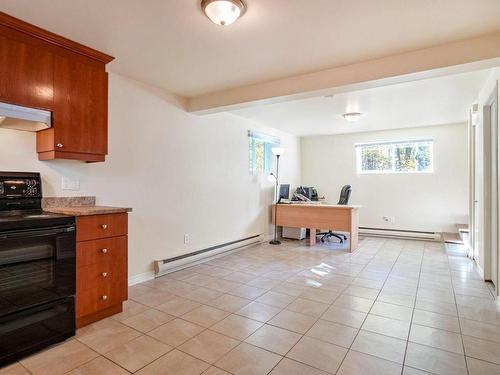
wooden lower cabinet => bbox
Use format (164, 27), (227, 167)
(75, 213), (128, 328)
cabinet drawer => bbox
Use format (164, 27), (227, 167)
(77, 236), (127, 268)
(76, 213), (127, 241)
(77, 259), (126, 293)
(76, 283), (126, 317)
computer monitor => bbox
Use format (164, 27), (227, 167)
(279, 184), (290, 201)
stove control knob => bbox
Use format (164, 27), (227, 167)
(101, 224), (108, 229)
(26, 187), (37, 196)
(101, 248), (108, 254)
(102, 295), (108, 301)
(101, 272), (108, 277)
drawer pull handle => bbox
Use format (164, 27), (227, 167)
(101, 272), (108, 277)
(101, 248), (108, 254)
(102, 295), (108, 300)
(56, 143), (64, 148)
(101, 224), (108, 229)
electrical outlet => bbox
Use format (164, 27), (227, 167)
(61, 176), (80, 191)
(184, 234), (190, 244)
(383, 216), (395, 223)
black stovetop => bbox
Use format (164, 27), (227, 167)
(0, 210), (74, 232)
(0, 172), (74, 231)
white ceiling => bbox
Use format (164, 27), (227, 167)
(230, 69), (492, 135)
(1, 0), (500, 97)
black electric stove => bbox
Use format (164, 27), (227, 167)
(0, 172), (76, 366)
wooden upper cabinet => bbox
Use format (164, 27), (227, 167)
(0, 12), (114, 163)
(0, 29), (54, 109)
(51, 53), (108, 156)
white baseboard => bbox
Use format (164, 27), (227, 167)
(475, 262), (485, 280)
(154, 234), (264, 278)
(359, 227), (440, 241)
(128, 271), (155, 286)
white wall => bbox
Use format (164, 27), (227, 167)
(0, 73), (301, 278)
(472, 68), (500, 279)
(301, 123), (468, 233)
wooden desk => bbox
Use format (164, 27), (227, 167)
(272, 203), (361, 252)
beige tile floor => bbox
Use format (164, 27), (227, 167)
(2, 237), (500, 375)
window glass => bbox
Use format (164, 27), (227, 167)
(360, 144), (393, 172)
(248, 131), (280, 174)
(356, 140), (433, 174)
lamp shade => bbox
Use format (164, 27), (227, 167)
(201, 0), (246, 26)
(271, 147), (285, 156)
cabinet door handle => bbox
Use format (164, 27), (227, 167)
(101, 272), (108, 277)
(101, 295), (108, 300)
(101, 248), (108, 254)
(101, 224), (108, 229)
(56, 143), (64, 148)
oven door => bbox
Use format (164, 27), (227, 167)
(0, 225), (76, 315)
(0, 296), (75, 366)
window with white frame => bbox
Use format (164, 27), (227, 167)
(248, 130), (280, 175)
(355, 139), (433, 174)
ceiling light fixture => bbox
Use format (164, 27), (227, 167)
(201, 0), (246, 26)
(342, 112), (363, 122)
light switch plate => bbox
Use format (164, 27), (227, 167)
(62, 176), (80, 191)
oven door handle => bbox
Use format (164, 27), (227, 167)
(3, 226), (75, 239)
(6, 202), (22, 207)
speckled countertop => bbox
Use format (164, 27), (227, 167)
(42, 196), (132, 216)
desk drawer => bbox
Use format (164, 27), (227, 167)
(77, 236), (127, 268)
(76, 213), (128, 241)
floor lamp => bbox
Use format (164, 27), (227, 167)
(269, 147), (285, 245)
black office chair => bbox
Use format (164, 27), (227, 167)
(317, 185), (352, 243)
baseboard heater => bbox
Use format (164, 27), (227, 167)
(154, 234), (263, 277)
(359, 227), (440, 241)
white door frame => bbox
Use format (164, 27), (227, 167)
(483, 84), (499, 290)
(469, 105), (478, 259)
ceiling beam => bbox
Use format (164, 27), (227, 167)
(188, 31), (500, 114)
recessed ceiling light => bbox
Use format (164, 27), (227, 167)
(201, 0), (246, 26)
(342, 112), (363, 122)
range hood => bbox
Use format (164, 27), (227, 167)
(0, 102), (51, 132)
